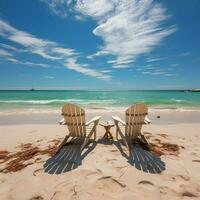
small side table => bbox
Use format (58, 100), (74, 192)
(100, 120), (115, 139)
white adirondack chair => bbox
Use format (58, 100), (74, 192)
(57, 103), (101, 153)
(112, 103), (151, 149)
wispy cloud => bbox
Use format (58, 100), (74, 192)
(76, 0), (177, 67)
(170, 63), (178, 67)
(178, 52), (191, 57)
(76, 0), (115, 19)
(39, 0), (177, 69)
(0, 19), (110, 79)
(65, 58), (112, 80)
(22, 61), (49, 68)
(0, 48), (13, 57)
(112, 64), (130, 69)
(0, 19), (77, 60)
(40, 0), (74, 18)
(44, 75), (55, 79)
(101, 70), (112, 73)
(146, 57), (166, 62)
(142, 70), (176, 76)
(0, 46), (50, 67)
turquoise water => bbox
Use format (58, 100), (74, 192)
(0, 90), (200, 110)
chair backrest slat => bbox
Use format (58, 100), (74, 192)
(62, 103), (86, 137)
(125, 103), (148, 139)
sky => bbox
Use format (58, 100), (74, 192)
(0, 0), (200, 90)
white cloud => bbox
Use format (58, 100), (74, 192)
(38, 0), (177, 70)
(0, 48), (13, 57)
(0, 48), (21, 64)
(22, 61), (49, 68)
(178, 52), (191, 57)
(142, 70), (176, 76)
(76, 0), (176, 66)
(171, 64), (178, 67)
(0, 43), (18, 51)
(44, 75), (55, 79)
(40, 0), (74, 18)
(74, 15), (86, 21)
(76, 0), (115, 19)
(146, 57), (166, 62)
(65, 58), (111, 80)
(0, 19), (77, 61)
(1, 55), (50, 68)
(0, 46), (50, 67)
(112, 64), (130, 69)
(0, 19), (111, 79)
(101, 70), (112, 73)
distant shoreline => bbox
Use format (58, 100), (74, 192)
(0, 89), (200, 92)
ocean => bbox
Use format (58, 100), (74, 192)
(0, 90), (200, 112)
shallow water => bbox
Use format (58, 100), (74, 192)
(0, 90), (199, 111)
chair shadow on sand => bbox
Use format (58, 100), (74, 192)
(43, 138), (97, 174)
(44, 137), (165, 174)
(114, 139), (166, 174)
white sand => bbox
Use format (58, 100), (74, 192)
(0, 111), (200, 200)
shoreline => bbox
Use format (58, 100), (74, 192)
(0, 106), (200, 116)
(0, 107), (200, 125)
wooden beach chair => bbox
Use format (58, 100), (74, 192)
(112, 103), (151, 149)
(57, 103), (101, 153)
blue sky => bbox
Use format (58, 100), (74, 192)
(0, 0), (199, 90)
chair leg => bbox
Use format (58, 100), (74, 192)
(116, 127), (119, 140)
(114, 122), (119, 140)
(94, 127), (97, 140)
(117, 129), (129, 149)
(80, 137), (90, 151)
(55, 135), (70, 154)
(80, 125), (96, 151)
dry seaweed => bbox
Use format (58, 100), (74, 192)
(143, 132), (180, 156)
(0, 139), (60, 173)
(150, 139), (180, 156)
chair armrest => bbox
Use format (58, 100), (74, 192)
(144, 115), (151, 124)
(112, 116), (126, 126)
(86, 116), (101, 126)
(59, 118), (66, 125)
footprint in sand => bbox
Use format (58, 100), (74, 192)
(95, 176), (126, 193)
(110, 149), (118, 153)
(138, 180), (155, 190)
(50, 191), (67, 200)
(50, 186), (82, 200)
(181, 191), (198, 198)
(85, 171), (101, 181)
(159, 186), (179, 197)
(178, 175), (190, 181)
(33, 168), (44, 176)
(29, 195), (44, 200)
(163, 175), (190, 184)
(106, 158), (118, 162)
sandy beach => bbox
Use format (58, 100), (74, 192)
(1, 0), (200, 198)
(0, 109), (200, 200)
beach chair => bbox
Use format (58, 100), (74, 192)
(112, 103), (151, 149)
(57, 103), (101, 152)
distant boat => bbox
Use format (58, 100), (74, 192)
(30, 88), (35, 91)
